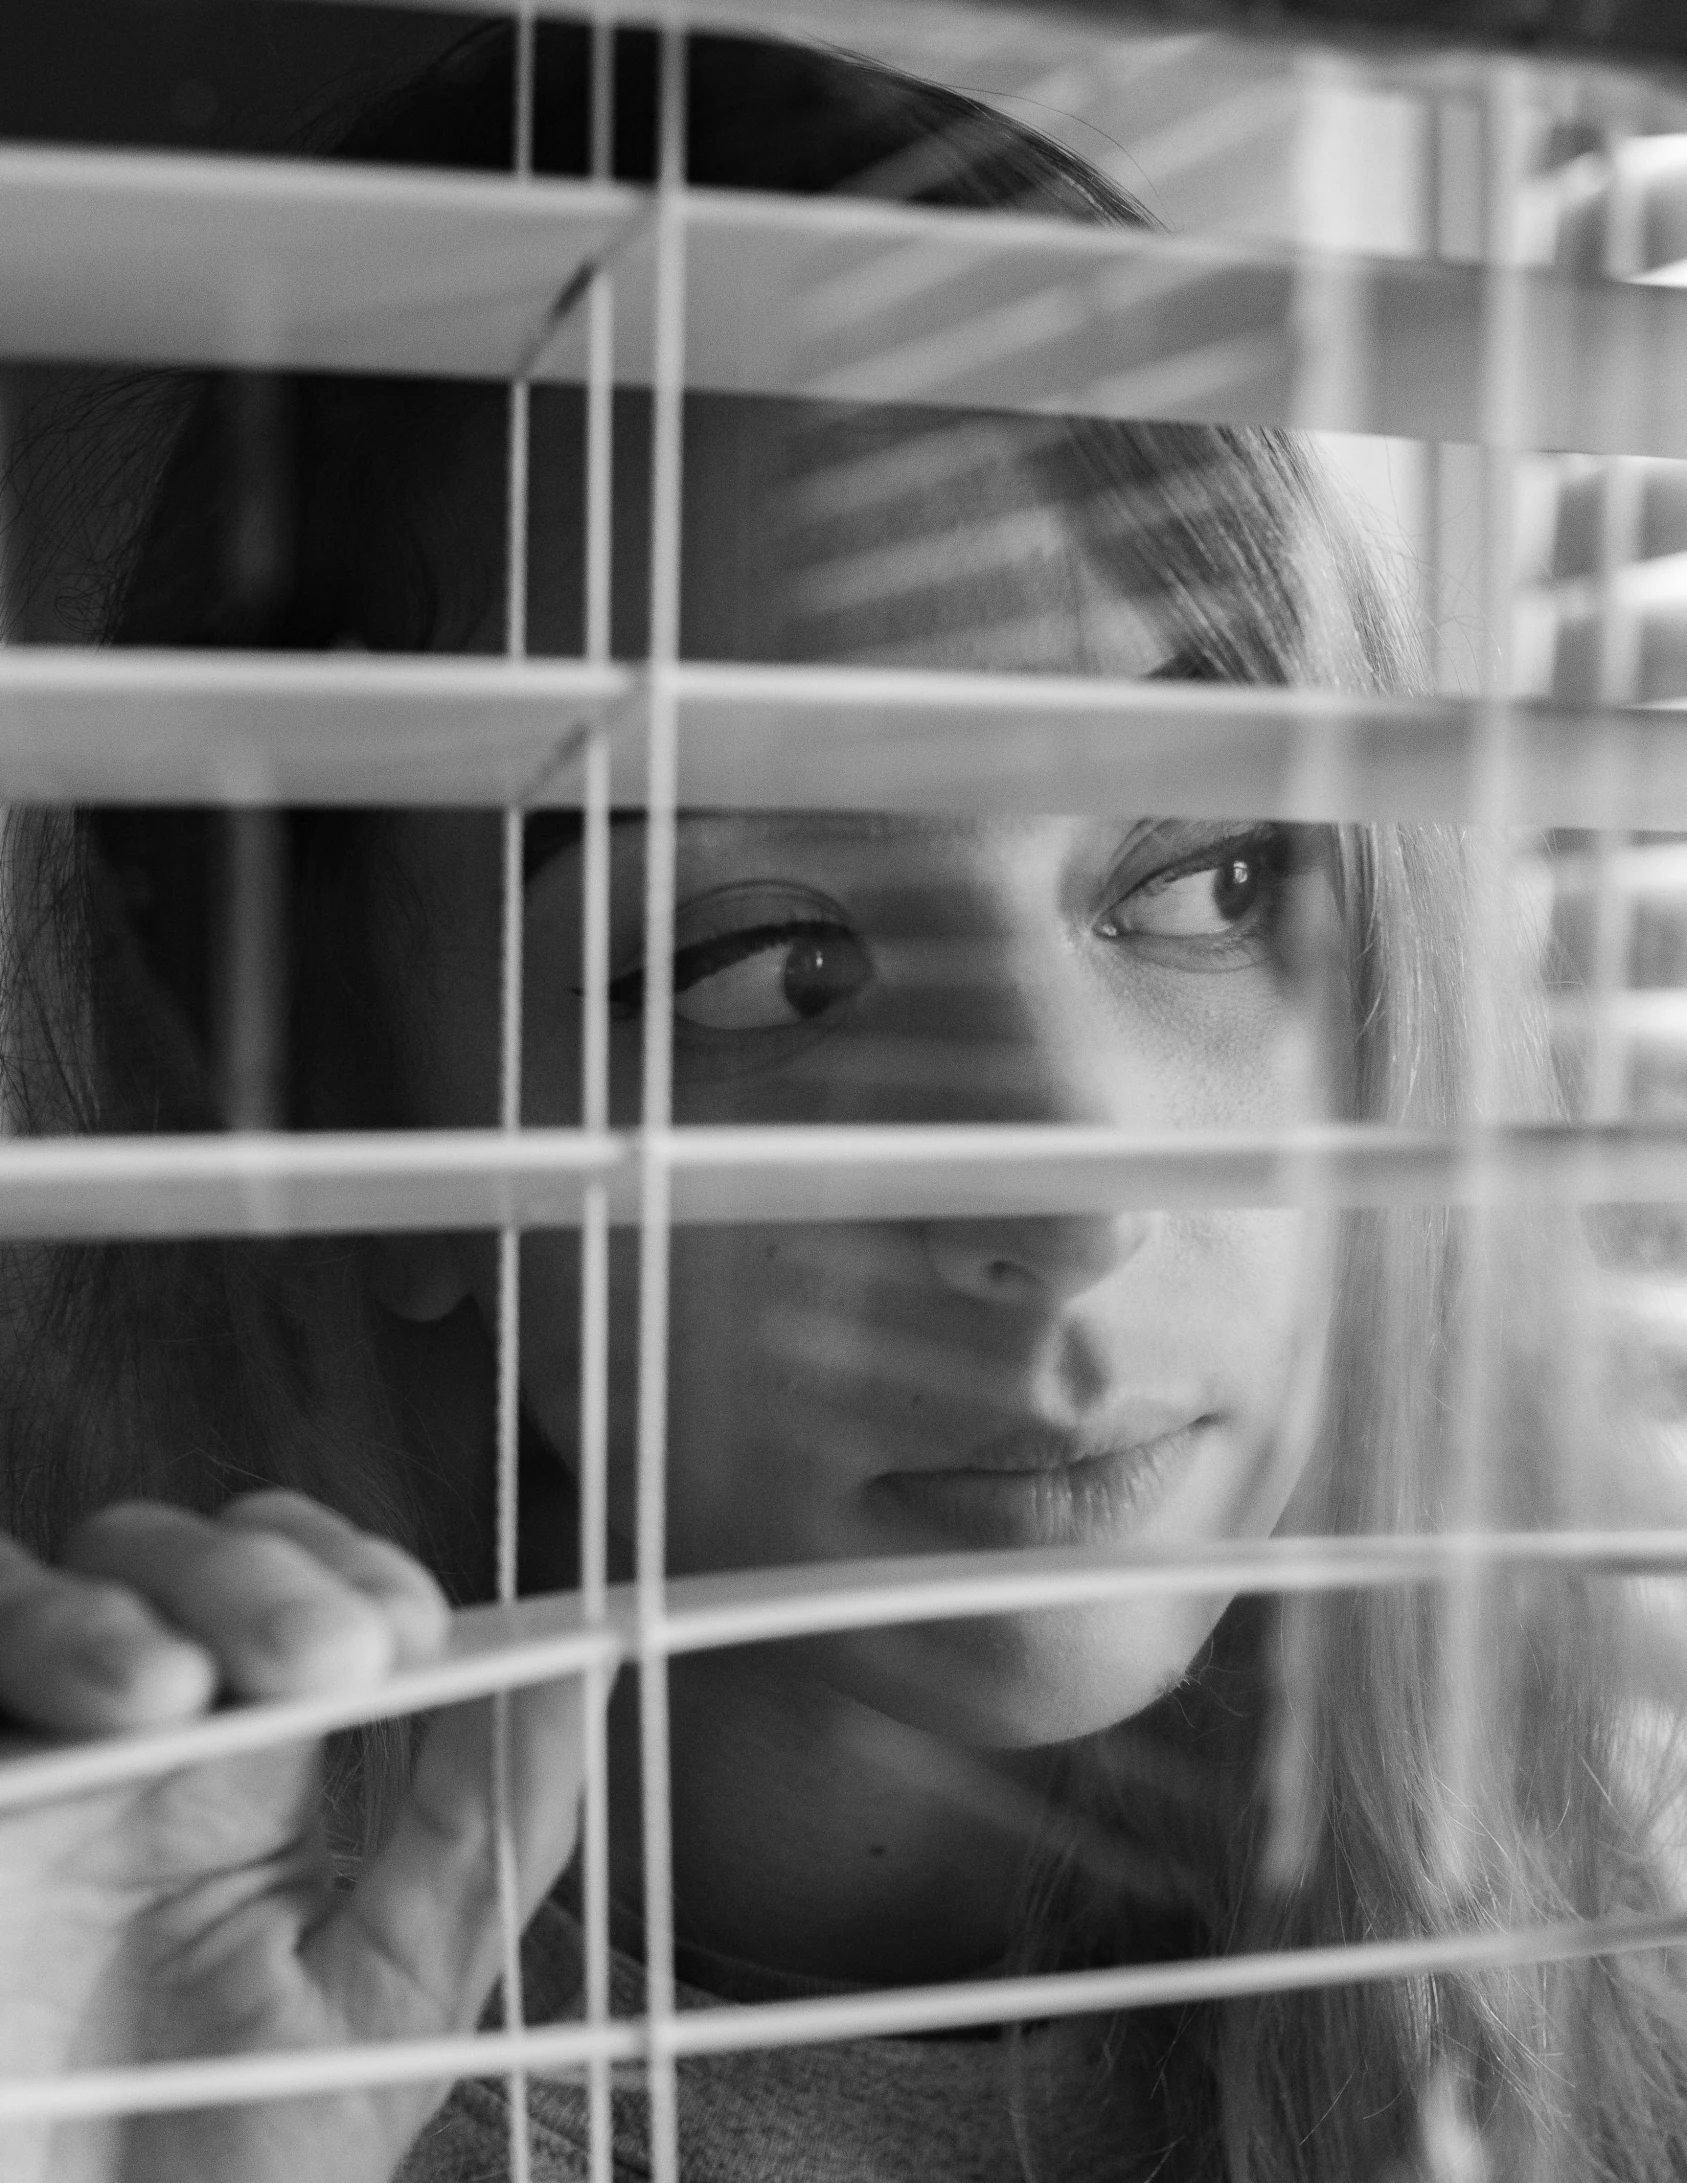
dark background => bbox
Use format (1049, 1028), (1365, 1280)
(0, 4), (472, 160)
(1, 0), (1682, 166)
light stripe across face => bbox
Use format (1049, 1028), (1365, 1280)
(774, 412), (1169, 676)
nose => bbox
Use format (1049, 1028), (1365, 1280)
(912, 921), (1155, 1308)
(921, 1206), (1152, 1308)
(883, 833), (1155, 1304)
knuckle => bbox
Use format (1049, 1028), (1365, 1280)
(64, 1574), (154, 1640)
(0, 1538), (49, 1609)
(210, 1527), (329, 1601)
(59, 1589), (170, 1689)
(0, 1569), (147, 1661)
(64, 1499), (197, 1567)
(210, 1533), (382, 1656)
(218, 1487), (326, 1531)
(352, 1533), (443, 1596)
(0, 1567), (78, 1643)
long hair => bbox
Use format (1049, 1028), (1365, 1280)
(2, 23), (1683, 2181)
(1011, 824), (1687, 2180)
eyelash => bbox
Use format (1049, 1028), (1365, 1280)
(603, 922), (841, 1022)
(1102, 826), (1301, 961)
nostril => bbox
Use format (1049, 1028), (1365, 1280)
(922, 1213), (1152, 1307)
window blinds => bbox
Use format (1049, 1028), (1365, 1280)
(2, 8), (1687, 2183)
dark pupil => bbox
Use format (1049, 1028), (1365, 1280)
(783, 930), (863, 1019)
(1212, 855), (1260, 924)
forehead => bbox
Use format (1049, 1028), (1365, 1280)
(517, 814), (1166, 924)
(510, 392), (1168, 677)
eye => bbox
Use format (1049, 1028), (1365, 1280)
(600, 885), (875, 1033)
(1108, 853), (1271, 939)
(674, 920), (872, 1031)
(1097, 831), (1292, 955)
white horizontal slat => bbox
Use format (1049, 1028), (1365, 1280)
(659, 666), (1687, 827)
(1, 1907), (1681, 2124)
(562, 191), (1687, 459)
(657, 1526), (1687, 1655)
(1622, 992), (1687, 1044)
(1553, 990), (1687, 1047)
(0, 1128), (625, 1239)
(0, 147), (643, 378)
(1603, 1273), (1687, 1350)
(1536, 840), (1687, 900)
(0, 1122), (1682, 1241)
(1612, 137), (1687, 282)
(1, 1526), (1682, 1816)
(661, 1121), (1687, 1225)
(6, 149), (1687, 456)
(4, 653), (1687, 825)
(0, 652), (631, 803)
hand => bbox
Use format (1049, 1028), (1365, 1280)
(0, 1490), (586, 2183)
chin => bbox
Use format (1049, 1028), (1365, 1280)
(829, 1596), (1225, 1751)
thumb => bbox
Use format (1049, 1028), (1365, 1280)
(307, 1672), (594, 2040)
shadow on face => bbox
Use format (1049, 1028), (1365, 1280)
(371, 391), (1340, 1745)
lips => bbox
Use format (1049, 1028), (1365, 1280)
(936, 1410), (1212, 1478)
(873, 1411), (1216, 1549)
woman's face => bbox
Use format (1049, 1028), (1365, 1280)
(376, 407), (1336, 1749)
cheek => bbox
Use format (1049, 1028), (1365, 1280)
(666, 1225), (912, 1441)
(512, 1227), (828, 1555)
(513, 1222), (867, 1569)
(1189, 1208), (1331, 1528)
(1125, 970), (1325, 1133)
(1205, 1210), (1311, 1357)
(662, 1229), (822, 1560)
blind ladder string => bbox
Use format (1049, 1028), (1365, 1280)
(492, 9), (539, 2182)
(1260, 47), (1372, 1897)
(579, 16), (618, 2183)
(1429, 57), (1532, 1947)
(635, 24), (689, 2183)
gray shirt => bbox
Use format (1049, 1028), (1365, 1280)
(397, 1900), (1041, 2183)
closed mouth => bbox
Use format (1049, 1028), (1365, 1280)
(874, 1416), (1217, 1546)
(892, 1414), (1216, 1481)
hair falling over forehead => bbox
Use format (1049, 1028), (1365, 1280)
(0, 19), (1685, 2183)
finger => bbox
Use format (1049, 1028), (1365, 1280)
(0, 1533), (214, 1734)
(64, 1502), (395, 1701)
(312, 1674), (595, 2037)
(217, 1492), (450, 1665)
